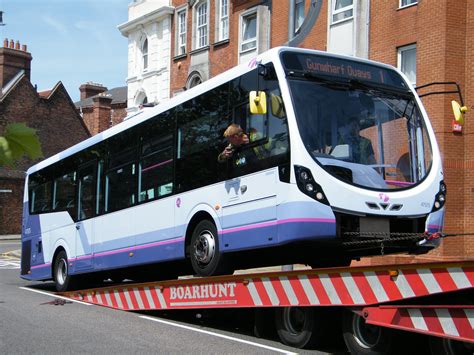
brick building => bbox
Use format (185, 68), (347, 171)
(0, 39), (90, 234)
(126, 0), (472, 261)
(75, 83), (128, 136)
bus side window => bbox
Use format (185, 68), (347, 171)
(176, 83), (230, 192)
(78, 163), (96, 220)
(104, 129), (138, 213)
(30, 180), (53, 214)
(105, 160), (136, 213)
(53, 171), (76, 217)
(139, 134), (174, 202)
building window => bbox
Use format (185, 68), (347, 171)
(176, 9), (187, 55)
(187, 72), (203, 89)
(400, 0), (417, 8)
(295, 0), (305, 33)
(241, 11), (257, 53)
(217, 0), (229, 41)
(331, 0), (353, 24)
(142, 38), (148, 70)
(195, 1), (208, 49)
(398, 44), (416, 84)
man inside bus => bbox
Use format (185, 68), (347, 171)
(339, 119), (376, 165)
(217, 123), (250, 163)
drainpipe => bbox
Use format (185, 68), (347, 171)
(288, 0), (296, 44)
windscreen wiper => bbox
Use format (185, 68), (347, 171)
(348, 78), (413, 99)
(288, 70), (354, 90)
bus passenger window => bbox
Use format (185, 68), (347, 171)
(139, 134), (173, 202)
(30, 180), (53, 214)
(78, 165), (96, 220)
(105, 157), (136, 213)
(105, 164), (136, 213)
(53, 172), (76, 217)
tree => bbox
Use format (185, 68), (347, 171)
(0, 123), (43, 167)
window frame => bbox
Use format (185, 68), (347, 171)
(331, 0), (354, 25)
(295, 0), (305, 34)
(193, 0), (209, 50)
(175, 6), (187, 56)
(141, 37), (148, 71)
(397, 43), (417, 85)
(216, 0), (229, 42)
(399, 0), (417, 9)
(239, 8), (258, 55)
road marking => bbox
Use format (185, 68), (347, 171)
(0, 255), (20, 269)
(19, 287), (92, 306)
(139, 315), (297, 355)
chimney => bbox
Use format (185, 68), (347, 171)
(79, 82), (107, 100)
(0, 38), (33, 87)
(91, 94), (113, 135)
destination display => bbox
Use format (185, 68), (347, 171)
(281, 51), (408, 89)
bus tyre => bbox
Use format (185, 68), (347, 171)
(190, 220), (230, 277)
(53, 250), (77, 292)
(429, 336), (474, 355)
(342, 310), (392, 355)
(275, 307), (322, 349)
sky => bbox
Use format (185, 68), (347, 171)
(0, 0), (130, 102)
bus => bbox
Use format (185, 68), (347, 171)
(21, 47), (445, 291)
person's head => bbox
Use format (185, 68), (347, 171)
(348, 119), (361, 136)
(223, 124), (249, 146)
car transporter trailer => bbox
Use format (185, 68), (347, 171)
(59, 260), (474, 354)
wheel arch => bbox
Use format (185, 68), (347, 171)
(51, 239), (71, 277)
(184, 207), (220, 257)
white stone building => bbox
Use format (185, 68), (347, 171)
(118, 0), (173, 110)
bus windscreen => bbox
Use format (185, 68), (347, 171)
(281, 51), (408, 90)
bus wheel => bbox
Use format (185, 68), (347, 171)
(53, 250), (77, 292)
(275, 307), (322, 349)
(342, 310), (392, 354)
(429, 336), (474, 355)
(190, 220), (230, 276)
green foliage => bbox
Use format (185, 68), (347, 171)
(0, 123), (43, 167)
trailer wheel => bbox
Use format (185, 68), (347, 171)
(53, 250), (79, 292)
(190, 220), (231, 276)
(342, 310), (392, 354)
(429, 336), (474, 355)
(275, 307), (322, 349)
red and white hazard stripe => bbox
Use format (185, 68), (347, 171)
(364, 306), (474, 344)
(66, 263), (474, 311)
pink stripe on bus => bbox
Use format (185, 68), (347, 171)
(141, 159), (173, 173)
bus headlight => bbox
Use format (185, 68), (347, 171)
(432, 181), (447, 212)
(295, 165), (330, 205)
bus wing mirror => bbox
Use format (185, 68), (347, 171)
(271, 94), (285, 119)
(451, 100), (467, 125)
(250, 91), (267, 115)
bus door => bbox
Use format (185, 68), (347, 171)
(221, 105), (279, 250)
(222, 166), (278, 251)
(75, 162), (96, 271)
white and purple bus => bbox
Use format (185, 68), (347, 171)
(21, 47), (445, 291)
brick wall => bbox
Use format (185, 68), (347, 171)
(0, 77), (90, 234)
(170, 0), (265, 95)
(0, 178), (23, 235)
(81, 102), (127, 136)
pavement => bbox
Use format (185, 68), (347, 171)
(0, 235), (21, 258)
(0, 234), (20, 241)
